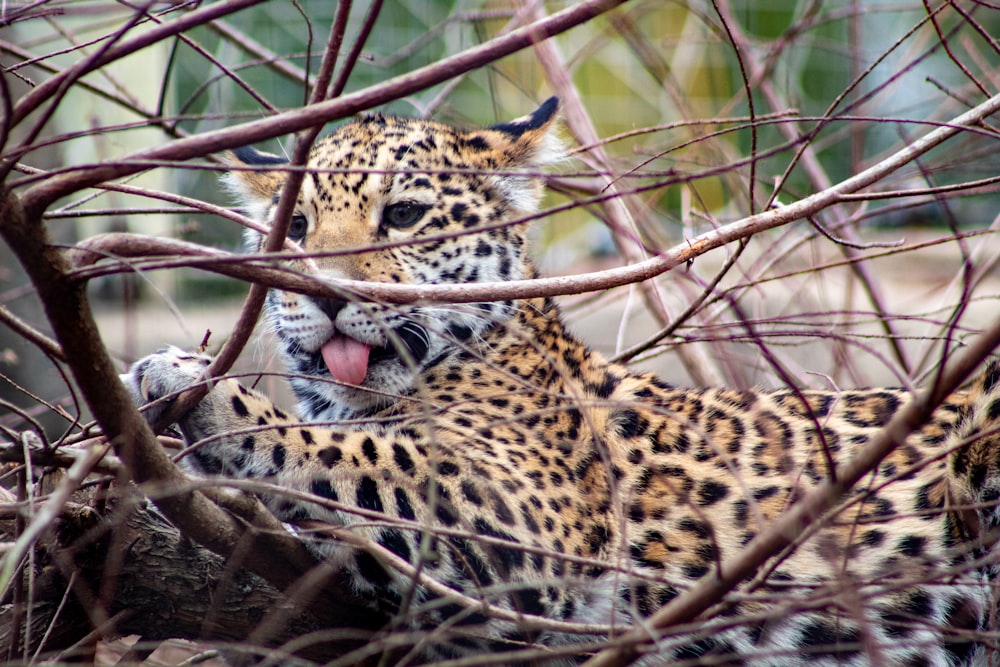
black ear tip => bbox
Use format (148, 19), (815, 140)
(523, 96), (559, 130)
(538, 96), (559, 121)
(489, 97), (560, 137)
(232, 145), (288, 166)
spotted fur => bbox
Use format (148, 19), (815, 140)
(123, 99), (1000, 665)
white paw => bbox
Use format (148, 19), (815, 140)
(120, 345), (212, 424)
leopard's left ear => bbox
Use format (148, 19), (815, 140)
(485, 96), (562, 168)
(223, 145), (289, 222)
(469, 97), (561, 213)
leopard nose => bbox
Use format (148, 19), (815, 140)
(310, 297), (346, 322)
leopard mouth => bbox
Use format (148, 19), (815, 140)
(314, 322), (430, 385)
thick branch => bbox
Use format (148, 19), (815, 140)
(64, 75), (1000, 304)
(0, 501), (367, 663)
(0, 187), (384, 633)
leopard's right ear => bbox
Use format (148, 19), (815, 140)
(224, 146), (288, 220)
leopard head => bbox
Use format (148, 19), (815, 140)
(226, 98), (561, 419)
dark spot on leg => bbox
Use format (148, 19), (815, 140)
(231, 396), (249, 417)
(357, 476), (384, 512)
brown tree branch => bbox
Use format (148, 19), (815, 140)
(5, 5), (999, 664)
(8, 0), (269, 131)
(0, 187), (387, 646)
(62, 87), (1000, 310)
(17, 0), (630, 218)
(0, 500), (368, 663)
(204, 19), (317, 92)
(0, 301), (64, 363)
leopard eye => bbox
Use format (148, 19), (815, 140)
(382, 202), (428, 229)
(287, 214), (308, 241)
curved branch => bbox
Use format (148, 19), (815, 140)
(0, 302), (64, 363)
(19, 0), (630, 218)
(8, 0), (267, 129)
(0, 501), (374, 663)
(0, 187), (382, 631)
(64, 87), (1000, 306)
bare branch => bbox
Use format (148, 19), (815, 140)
(6, 3), (1000, 663)
(17, 0), (629, 218)
(62, 90), (1000, 310)
(8, 0), (268, 130)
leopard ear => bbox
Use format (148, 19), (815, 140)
(468, 97), (561, 213)
(224, 145), (288, 220)
(485, 96), (562, 168)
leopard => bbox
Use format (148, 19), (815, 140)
(122, 97), (1000, 665)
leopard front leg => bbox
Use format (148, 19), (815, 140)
(120, 345), (293, 478)
(121, 345), (461, 549)
(121, 349), (403, 606)
(121, 347), (575, 651)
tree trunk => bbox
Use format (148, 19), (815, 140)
(0, 494), (384, 666)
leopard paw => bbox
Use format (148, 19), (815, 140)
(120, 345), (212, 424)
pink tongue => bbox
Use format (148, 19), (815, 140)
(321, 335), (371, 385)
